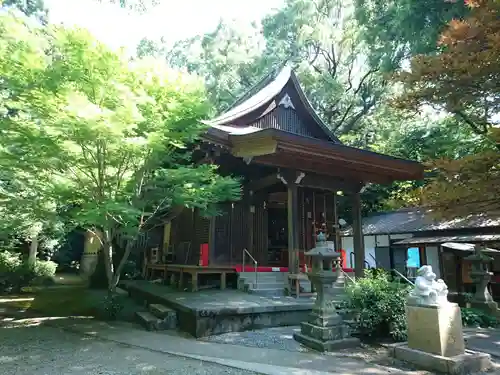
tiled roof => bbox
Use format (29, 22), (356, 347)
(341, 208), (500, 236)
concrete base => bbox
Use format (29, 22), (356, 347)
(293, 332), (360, 352)
(406, 302), (465, 357)
(387, 343), (492, 375)
(122, 280), (314, 338)
(293, 310), (360, 352)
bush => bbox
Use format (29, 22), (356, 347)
(461, 308), (499, 328)
(30, 260), (57, 286)
(100, 293), (124, 320)
(33, 260), (57, 278)
(342, 269), (411, 342)
(0, 251), (22, 292)
(0, 251), (57, 292)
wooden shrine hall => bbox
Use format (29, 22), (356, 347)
(144, 66), (424, 291)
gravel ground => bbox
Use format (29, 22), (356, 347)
(200, 326), (308, 352)
(0, 325), (262, 375)
(201, 326), (500, 374)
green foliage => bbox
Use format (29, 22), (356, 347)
(32, 259), (57, 279)
(167, 20), (267, 115)
(0, 250), (56, 292)
(353, 0), (469, 71)
(343, 269), (411, 341)
(166, 0), (386, 135)
(0, 12), (241, 291)
(0, 250), (22, 275)
(99, 0), (160, 12)
(101, 293), (125, 320)
(461, 308), (499, 328)
(2, 0), (48, 23)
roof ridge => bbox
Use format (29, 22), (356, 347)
(223, 61), (288, 113)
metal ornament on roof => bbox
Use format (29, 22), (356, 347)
(278, 93), (295, 109)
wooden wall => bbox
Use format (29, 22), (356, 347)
(168, 188), (339, 267)
(169, 208), (210, 265)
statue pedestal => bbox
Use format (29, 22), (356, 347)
(389, 302), (491, 374)
(407, 303), (465, 357)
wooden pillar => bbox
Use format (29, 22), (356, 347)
(208, 216), (216, 266)
(352, 191), (365, 278)
(247, 190), (255, 256)
(287, 182), (301, 275)
(333, 193), (341, 253)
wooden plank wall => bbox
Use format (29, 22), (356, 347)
(212, 203), (231, 264)
(167, 189), (338, 267)
(212, 202), (250, 265)
(253, 202), (268, 265)
(170, 208), (210, 265)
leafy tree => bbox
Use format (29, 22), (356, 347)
(99, 0), (160, 12)
(136, 37), (165, 58)
(2, 0), (48, 22)
(259, 0), (386, 135)
(394, 0), (500, 216)
(0, 12), (241, 291)
(167, 20), (266, 114)
(353, 0), (469, 71)
(166, 0), (386, 135)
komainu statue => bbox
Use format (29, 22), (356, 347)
(408, 265), (449, 306)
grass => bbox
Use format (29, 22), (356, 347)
(1, 272), (143, 321)
(1, 286), (99, 317)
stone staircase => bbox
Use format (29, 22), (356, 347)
(135, 303), (178, 331)
(238, 271), (290, 297)
(238, 270), (354, 300)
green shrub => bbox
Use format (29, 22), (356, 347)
(461, 308), (499, 328)
(33, 260), (57, 278)
(0, 250), (22, 273)
(342, 269), (412, 342)
(100, 294), (124, 320)
(0, 251), (23, 292)
(0, 251), (57, 292)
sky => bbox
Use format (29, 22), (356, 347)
(45, 0), (284, 55)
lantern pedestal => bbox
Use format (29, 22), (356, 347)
(293, 235), (359, 351)
(465, 246), (499, 315)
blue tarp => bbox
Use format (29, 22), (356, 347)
(406, 247), (420, 268)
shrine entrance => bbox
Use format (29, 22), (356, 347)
(267, 191), (288, 267)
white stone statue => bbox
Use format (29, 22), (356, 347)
(408, 265), (449, 306)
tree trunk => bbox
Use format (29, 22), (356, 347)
(110, 240), (134, 293)
(28, 235), (38, 267)
(27, 222), (43, 267)
(101, 229), (115, 293)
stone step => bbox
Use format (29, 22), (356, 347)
(239, 273), (286, 280)
(149, 303), (176, 320)
(136, 311), (159, 331)
(137, 306), (178, 331)
(241, 277), (287, 284)
(245, 282), (286, 290)
(247, 287), (284, 297)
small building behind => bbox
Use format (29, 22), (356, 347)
(341, 208), (500, 298)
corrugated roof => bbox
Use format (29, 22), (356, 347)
(341, 208), (500, 236)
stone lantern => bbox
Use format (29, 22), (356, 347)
(293, 233), (359, 351)
(465, 245), (499, 311)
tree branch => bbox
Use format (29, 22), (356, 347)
(454, 110), (489, 135)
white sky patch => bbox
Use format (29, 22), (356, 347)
(45, 0), (284, 55)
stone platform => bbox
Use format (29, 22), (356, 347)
(387, 343), (491, 375)
(121, 280), (314, 338)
